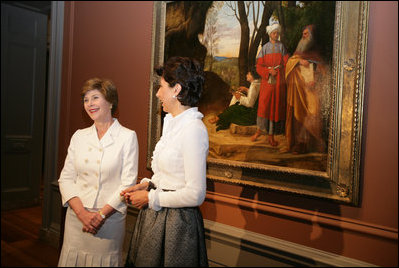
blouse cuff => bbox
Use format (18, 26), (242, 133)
(108, 195), (127, 214)
(148, 189), (161, 211)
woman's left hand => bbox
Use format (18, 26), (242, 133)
(127, 190), (149, 209)
(92, 212), (106, 229)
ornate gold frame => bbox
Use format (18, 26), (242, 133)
(146, 1), (369, 206)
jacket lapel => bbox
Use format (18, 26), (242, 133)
(101, 119), (121, 148)
(86, 125), (100, 148)
(86, 119), (121, 148)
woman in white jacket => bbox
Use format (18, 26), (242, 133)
(121, 57), (209, 267)
(58, 78), (138, 267)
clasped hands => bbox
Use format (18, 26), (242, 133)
(120, 182), (149, 209)
(80, 210), (105, 235)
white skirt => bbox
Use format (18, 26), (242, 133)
(58, 207), (126, 267)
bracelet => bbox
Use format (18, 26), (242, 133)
(146, 181), (157, 191)
(98, 210), (106, 219)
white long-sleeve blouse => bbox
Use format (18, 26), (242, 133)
(142, 107), (209, 211)
(58, 119), (138, 214)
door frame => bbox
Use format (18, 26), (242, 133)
(40, 1), (64, 248)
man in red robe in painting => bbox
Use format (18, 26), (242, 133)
(284, 25), (327, 154)
(252, 23), (289, 147)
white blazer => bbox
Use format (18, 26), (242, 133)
(58, 119), (138, 214)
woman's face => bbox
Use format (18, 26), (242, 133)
(156, 77), (177, 114)
(83, 89), (112, 122)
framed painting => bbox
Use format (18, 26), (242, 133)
(147, 1), (369, 206)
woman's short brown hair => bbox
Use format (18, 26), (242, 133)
(81, 78), (118, 116)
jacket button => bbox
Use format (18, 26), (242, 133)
(97, 160), (100, 164)
(85, 159), (88, 163)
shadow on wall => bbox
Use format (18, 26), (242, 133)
(235, 187), (343, 266)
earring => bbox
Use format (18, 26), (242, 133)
(110, 105), (113, 110)
(172, 95), (176, 99)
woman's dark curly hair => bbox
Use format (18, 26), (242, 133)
(155, 56), (205, 107)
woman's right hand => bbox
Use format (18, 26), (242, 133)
(68, 197), (101, 234)
(78, 210), (101, 235)
(127, 190), (149, 209)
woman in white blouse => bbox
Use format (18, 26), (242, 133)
(121, 57), (209, 267)
(58, 78), (139, 267)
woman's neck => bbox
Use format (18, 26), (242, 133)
(171, 104), (191, 117)
(95, 118), (114, 140)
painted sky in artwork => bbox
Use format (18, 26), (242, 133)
(215, 3), (241, 57)
(202, 2), (278, 58)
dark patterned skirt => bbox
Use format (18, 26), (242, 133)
(125, 206), (208, 267)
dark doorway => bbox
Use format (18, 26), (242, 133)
(1, 1), (51, 210)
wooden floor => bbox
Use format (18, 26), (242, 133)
(1, 205), (60, 267)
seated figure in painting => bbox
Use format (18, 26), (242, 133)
(208, 68), (261, 131)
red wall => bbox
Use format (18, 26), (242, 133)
(59, 1), (398, 266)
(59, 1), (153, 179)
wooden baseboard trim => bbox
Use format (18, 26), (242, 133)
(204, 219), (377, 267)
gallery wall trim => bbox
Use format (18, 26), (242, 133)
(63, 0), (75, 144)
(205, 191), (398, 241)
(204, 219), (378, 267)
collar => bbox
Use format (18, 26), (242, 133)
(87, 118), (121, 148)
(163, 107), (203, 136)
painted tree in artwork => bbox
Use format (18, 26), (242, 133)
(202, 2), (223, 72)
(164, 1), (213, 62)
(276, 1), (336, 63)
(225, 1), (275, 86)
(224, 1), (335, 85)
